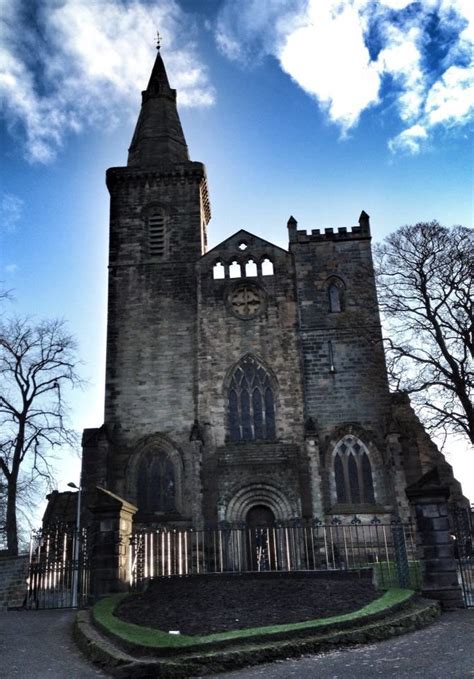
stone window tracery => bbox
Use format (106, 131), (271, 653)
(137, 450), (176, 513)
(228, 356), (276, 442)
(333, 436), (375, 505)
(210, 252), (276, 279)
(229, 283), (265, 319)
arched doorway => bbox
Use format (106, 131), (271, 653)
(246, 504), (275, 528)
(246, 504), (275, 571)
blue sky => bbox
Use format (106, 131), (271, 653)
(1, 0), (473, 515)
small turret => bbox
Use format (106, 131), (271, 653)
(287, 215), (297, 243)
(358, 210), (370, 235)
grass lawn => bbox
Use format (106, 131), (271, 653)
(93, 587), (414, 651)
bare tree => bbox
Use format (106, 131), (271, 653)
(375, 222), (473, 446)
(0, 318), (81, 555)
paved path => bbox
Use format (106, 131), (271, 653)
(0, 609), (107, 678)
(209, 610), (474, 679)
(0, 609), (472, 678)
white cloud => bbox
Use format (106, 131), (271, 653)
(279, 2), (380, 131)
(388, 123), (428, 154)
(376, 24), (425, 122)
(0, 0), (215, 163)
(0, 193), (23, 232)
(425, 64), (474, 126)
(215, 0), (474, 153)
(5, 263), (18, 274)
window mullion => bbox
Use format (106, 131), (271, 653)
(342, 453), (351, 503)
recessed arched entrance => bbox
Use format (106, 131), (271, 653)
(222, 483), (297, 524)
(246, 504), (275, 528)
(246, 504), (276, 571)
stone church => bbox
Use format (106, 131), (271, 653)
(80, 48), (466, 531)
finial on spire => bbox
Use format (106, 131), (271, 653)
(156, 31), (161, 51)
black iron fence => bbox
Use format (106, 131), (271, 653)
(451, 506), (474, 608)
(129, 517), (420, 590)
(26, 525), (90, 609)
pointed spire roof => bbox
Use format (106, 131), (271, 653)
(145, 47), (171, 94)
(127, 45), (189, 167)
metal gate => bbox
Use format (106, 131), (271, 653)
(451, 507), (474, 608)
(26, 525), (90, 609)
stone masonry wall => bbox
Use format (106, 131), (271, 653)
(290, 218), (394, 512)
(290, 223), (392, 438)
(197, 231), (308, 522)
(102, 163), (209, 519)
(0, 555), (28, 610)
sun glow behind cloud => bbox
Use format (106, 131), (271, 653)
(215, 0), (474, 154)
(0, 0), (215, 163)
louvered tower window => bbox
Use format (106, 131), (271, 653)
(228, 355), (276, 442)
(148, 212), (166, 258)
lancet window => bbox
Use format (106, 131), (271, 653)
(333, 436), (375, 505)
(137, 450), (176, 513)
(327, 277), (345, 312)
(228, 355), (276, 442)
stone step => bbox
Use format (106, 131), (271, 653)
(75, 597), (441, 677)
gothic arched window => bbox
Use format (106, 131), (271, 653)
(213, 261), (225, 279)
(137, 450), (176, 513)
(327, 277), (345, 312)
(261, 258), (274, 276)
(227, 355), (276, 442)
(148, 211), (166, 258)
(333, 436), (375, 505)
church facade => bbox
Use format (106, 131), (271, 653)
(80, 49), (465, 530)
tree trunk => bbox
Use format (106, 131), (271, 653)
(6, 477), (18, 556)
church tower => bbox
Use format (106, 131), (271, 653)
(79, 43), (468, 540)
(83, 47), (210, 524)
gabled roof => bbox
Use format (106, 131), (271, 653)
(200, 229), (288, 262)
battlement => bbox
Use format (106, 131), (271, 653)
(287, 211), (371, 244)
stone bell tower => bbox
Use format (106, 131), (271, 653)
(82, 46), (210, 522)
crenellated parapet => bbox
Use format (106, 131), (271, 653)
(288, 211), (371, 244)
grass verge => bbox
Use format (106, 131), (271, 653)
(93, 587), (414, 652)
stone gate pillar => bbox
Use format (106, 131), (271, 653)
(406, 468), (464, 610)
(89, 487), (137, 599)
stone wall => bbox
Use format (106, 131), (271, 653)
(104, 163), (209, 440)
(290, 215), (392, 442)
(289, 215), (395, 513)
(97, 160), (210, 523)
(0, 554), (28, 610)
(197, 230), (307, 522)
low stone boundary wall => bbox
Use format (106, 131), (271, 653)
(0, 554), (29, 610)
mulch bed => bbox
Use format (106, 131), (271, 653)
(115, 573), (378, 635)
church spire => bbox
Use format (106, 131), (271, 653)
(127, 40), (189, 167)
